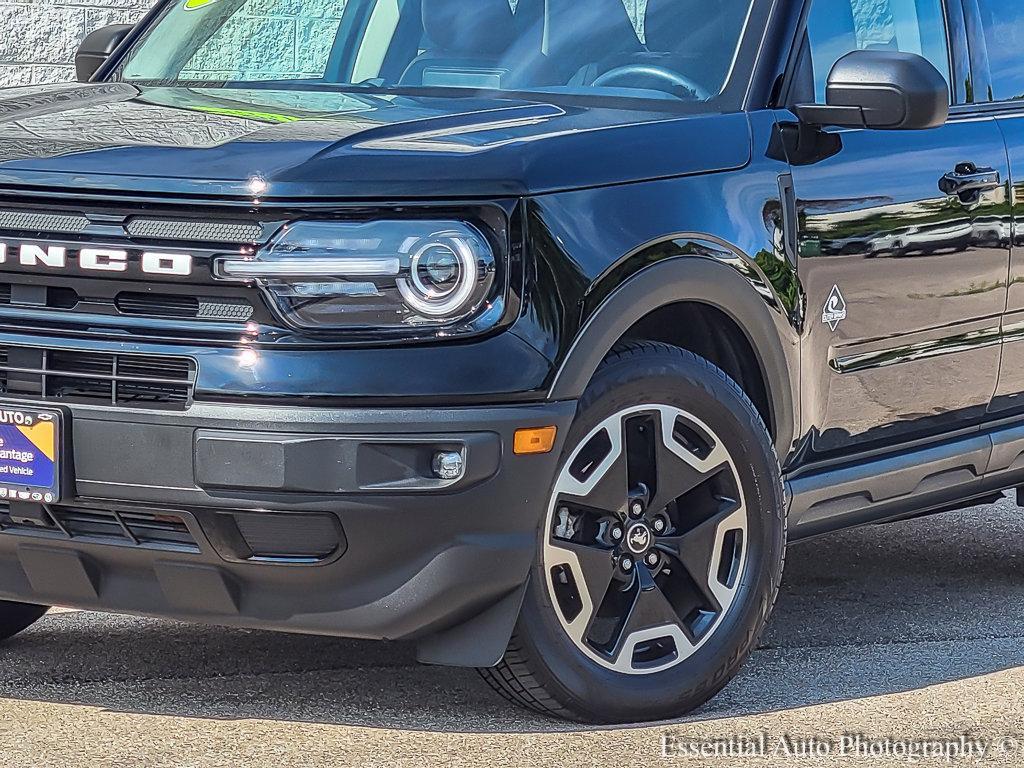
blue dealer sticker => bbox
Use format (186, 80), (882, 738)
(0, 410), (59, 501)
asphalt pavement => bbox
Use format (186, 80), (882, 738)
(0, 496), (1023, 767)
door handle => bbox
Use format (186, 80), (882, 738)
(939, 162), (1001, 202)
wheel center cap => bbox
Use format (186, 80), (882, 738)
(625, 522), (652, 554)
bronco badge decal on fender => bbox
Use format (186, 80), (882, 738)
(823, 285), (847, 331)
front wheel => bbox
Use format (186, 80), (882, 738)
(481, 342), (787, 723)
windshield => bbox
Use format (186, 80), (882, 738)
(117, 0), (755, 104)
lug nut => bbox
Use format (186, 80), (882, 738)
(610, 524), (623, 541)
(629, 501), (645, 518)
(645, 551), (660, 567)
(620, 555), (634, 572)
(652, 517), (667, 534)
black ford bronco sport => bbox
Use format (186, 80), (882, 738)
(0, 0), (1019, 724)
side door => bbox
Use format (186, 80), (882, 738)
(784, 0), (1011, 462)
(973, 2), (1024, 420)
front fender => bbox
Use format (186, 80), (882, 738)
(548, 249), (799, 456)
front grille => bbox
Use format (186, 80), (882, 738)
(0, 197), (279, 339)
(0, 207), (266, 245)
(115, 293), (198, 318)
(0, 346), (195, 409)
(115, 292), (254, 322)
(0, 283), (79, 309)
(0, 209), (89, 235)
(0, 503), (199, 553)
(124, 217), (264, 244)
(0, 193), (367, 343)
(0, 280), (256, 325)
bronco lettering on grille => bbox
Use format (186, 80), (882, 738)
(0, 243), (193, 277)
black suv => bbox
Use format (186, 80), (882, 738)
(0, 0), (1017, 724)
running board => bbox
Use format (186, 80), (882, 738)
(786, 422), (1024, 539)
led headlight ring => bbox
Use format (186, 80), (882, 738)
(398, 233), (480, 317)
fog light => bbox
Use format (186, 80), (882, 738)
(432, 451), (465, 481)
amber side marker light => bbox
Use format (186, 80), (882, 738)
(514, 426), (558, 455)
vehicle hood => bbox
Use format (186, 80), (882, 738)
(0, 83), (751, 199)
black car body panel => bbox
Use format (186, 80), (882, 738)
(532, 112), (801, 449)
(0, 398), (576, 667)
(0, 83), (751, 198)
(786, 110), (1011, 460)
(0, 0), (1021, 666)
(990, 112), (1024, 417)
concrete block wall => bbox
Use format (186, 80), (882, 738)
(177, 0), (347, 81)
(0, 0), (350, 87)
(0, 0), (154, 87)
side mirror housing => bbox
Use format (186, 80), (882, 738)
(795, 50), (949, 131)
(76, 24), (134, 83)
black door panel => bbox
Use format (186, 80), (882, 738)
(991, 113), (1024, 415)
(784, 0), (1012, 462)
(787, 116), (1011, 460)
(973, 0), (1024, 417)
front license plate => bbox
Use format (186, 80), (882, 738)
(0, 405), (60, 503)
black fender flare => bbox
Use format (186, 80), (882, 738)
(547, 253), (798, 455)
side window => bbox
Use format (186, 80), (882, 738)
(975, 0), (1024, 102)
(805, 0), (951, 103)
(182, 0), (347, 81)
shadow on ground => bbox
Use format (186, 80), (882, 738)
(1, 499), (1023, 734)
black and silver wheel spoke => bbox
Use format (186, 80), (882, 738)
(606, 564), (691, 668)
(546, 537), (618, 639)
(655, 499), (744, 612)
(557, 418), (631, 517)
(646, 409), (731, 514)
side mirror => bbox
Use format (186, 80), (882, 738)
(76, 24), (134, 83)
(795, 50), (949, 131)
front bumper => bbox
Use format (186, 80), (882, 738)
(0, 398), (576, 659)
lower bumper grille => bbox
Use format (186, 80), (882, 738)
(228, 511), (344, 562)
(0, 504), (199, 553)
(0, 503), (345, 565)
(0, 345), (195, 409)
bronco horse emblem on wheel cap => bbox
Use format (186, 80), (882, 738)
(627, 523), (651, 554)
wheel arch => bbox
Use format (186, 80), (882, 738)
(548, 242), (799, 456)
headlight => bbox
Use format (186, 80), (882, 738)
(215, 220), (501, 333)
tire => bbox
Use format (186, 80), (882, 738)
(480, 342), (787, 723)
(0, 601), (48, 642)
